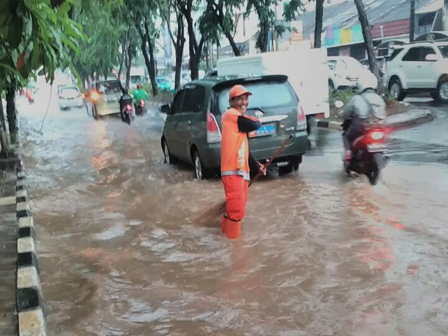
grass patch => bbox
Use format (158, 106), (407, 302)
(328, 90), (357, 122)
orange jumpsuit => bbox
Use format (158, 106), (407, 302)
(220, 108), (260, 238)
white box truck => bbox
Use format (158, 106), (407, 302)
(217, 49), (330, 132)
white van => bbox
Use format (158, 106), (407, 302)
(217, 49), (330, 132)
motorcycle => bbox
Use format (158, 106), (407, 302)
(135, 99), (146, 116)
(336, 101), (389, 185)
(343, 122), (389, 185)
(120, 93), (135, 125)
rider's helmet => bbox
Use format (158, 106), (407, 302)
(137, 84), (143, 89)
(356, 73), (378, 93)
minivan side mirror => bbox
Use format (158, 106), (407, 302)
(160, 104), (170, 114)
(425, 54), (438, 62)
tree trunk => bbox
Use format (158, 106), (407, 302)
(260, 19), (269, 53)
(188, 24), (199, 80)
(205, 42), (210, 69)
(314, 0), (325, 48)
(175, 48), (183, 90)
(444, 0), (448, 31)
(174, 15), (185, 90)
(6, 89), (17, 144)
(225, 31), (241, 56)
(141, 40), (158, 96)
(145, 21), (159, 97)
(177, 0), (204, 80)
(125, 44), (132, 90)
(410, 0), (416, 42)
(213, 2), (241, 56)
(0, 96), (9, 158)
(118, 41), (126, 80)
(354, 0), (385, 94)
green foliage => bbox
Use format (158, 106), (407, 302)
(70, 0), (128, 82)
(246, 0), (306, 52)
(0, 0), (86, 90)
(199, 0), (243, 46)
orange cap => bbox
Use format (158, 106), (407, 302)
(229, 85), (252, 100)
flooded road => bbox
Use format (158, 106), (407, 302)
(18, 93), (448, 336)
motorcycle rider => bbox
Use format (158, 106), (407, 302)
(119, 86), (133, 123)
(340, 75), (386, 161)
(133, 84), (148, 107)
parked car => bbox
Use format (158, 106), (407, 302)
(204, 68), (218, 79)
(180, 73), (191, 86)
(58, 85), (84, 110)
(328, 56), (376, 91)
(160, 75), (308, 179)
(386, 41), (448, 103)
(156, 77), (175, 92)
(88, 80), (123, 119)
(360, 57), (387, 76)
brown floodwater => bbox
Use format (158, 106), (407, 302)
(18, 100), (448, 336)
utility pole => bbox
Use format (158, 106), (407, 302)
(410, 0), (416, 42)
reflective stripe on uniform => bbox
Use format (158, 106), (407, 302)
(222, 170), (250, 181)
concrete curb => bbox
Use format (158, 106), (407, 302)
(14, 162), (47, 336)
(316, 120), (342, 130)
(317, 109), (434, 130)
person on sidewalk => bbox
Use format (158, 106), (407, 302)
(340, 75), (386, 161)
(220, 85), (266, 239)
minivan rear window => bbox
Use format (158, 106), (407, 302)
(96, 81), (122, 94)
(218, 81), (295, 113)
(60, 87), (80, 98)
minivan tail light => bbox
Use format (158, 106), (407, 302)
(297, 104), (307, 131)
(207, 112), (221, 143)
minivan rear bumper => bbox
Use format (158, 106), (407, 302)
(199, 131), (308, 169)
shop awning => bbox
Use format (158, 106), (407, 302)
(416, 0), (444, 14)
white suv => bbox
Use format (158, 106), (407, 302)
(386, 42), (448, 103)
(327, 56), (376, 91)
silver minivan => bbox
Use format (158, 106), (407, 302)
(160, 75), (308, 179)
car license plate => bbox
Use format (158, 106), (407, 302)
(249, 124), (276, 138)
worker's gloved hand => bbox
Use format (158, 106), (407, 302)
(259, 163), (266, 176)
(245, 115), (259, 122)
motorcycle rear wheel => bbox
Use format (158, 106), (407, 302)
(368, 164), (380, 185)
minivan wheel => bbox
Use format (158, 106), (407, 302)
(291, 156), (302, 171)
(437, 80), (448, 103)
(279, 165), (293, 176)
(162, 139), (175, 164)
(193, 150), (208, 180)
(389, 79), (406, 101)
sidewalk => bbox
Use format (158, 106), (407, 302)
(1, 155), (47, 336)
(0, 167), (19, 336)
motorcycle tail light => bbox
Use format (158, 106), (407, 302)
(296, 103), (306, 131)
(126, 104), (132, 111)
(90, 91), (100, 102)
(370, 131), (384, 141)
(207, 112), (221, 143)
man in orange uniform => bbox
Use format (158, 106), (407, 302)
(221, 85), (266, 239)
